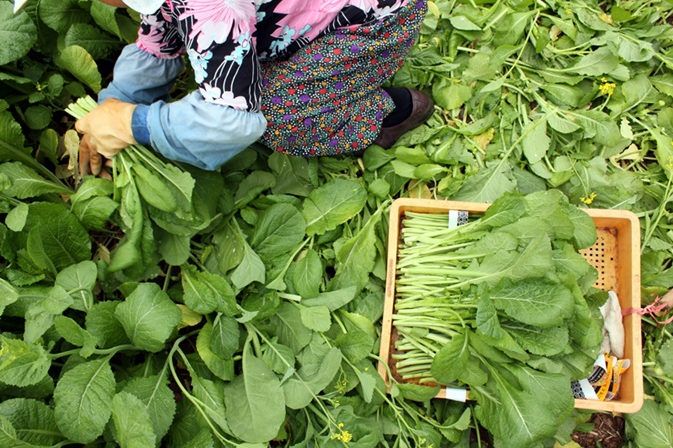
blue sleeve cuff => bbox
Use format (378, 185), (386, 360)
(98, 44), (185, 106)
(131, 105), (151, 146)
(146, 92), (267, 171)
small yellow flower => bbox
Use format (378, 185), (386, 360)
(580, 192), (597, 205)
(330, 426), (353, 444)
(599, 81), (616, 96)
(565, 8), (572, 14)
(599, 13), (613, 24)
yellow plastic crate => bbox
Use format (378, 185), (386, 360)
(378, 198), (643, 413)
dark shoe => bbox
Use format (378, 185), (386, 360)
(374, 89), (434, 149)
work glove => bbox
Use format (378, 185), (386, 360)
(75, 98), (137, 176)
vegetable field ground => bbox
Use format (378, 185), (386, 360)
(1, 0), (673, 447)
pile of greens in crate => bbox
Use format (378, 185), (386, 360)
(392, 190), (606, 448)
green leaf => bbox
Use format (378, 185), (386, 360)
(292, 249), (322, 299)
(55, 260), (97, 311)
(251, 203), (306, 261)
(540, 84), (584, 108)
(24, 203), (91, 272)
(210, 315), (240, 359)
(90, 1), (122, 37)
(230, 242), (266, 289)
(85, 301), (130, 349)
(548, 113), (581, 134)
(395, 383), (441, 402)
(454, 160), (517, 203)
(0, 336), (50, 387)
(656, 339), (673, 376)
(156, 229), (190, 266)
(24, 106), (52, 131)
(625, 399), (673, 448)
(190, 376), (230, 434)
(0, 4), (37, 65)
(270, 302), (312, 353)
(298, 304), (331, 332)
(24, 286), (74, 344)
(55, 46), (102, 92)
(0, 415), (28, 448)
(0, 398), (64, 446)
(38, 0), (90, 33)
(224, 350), (286, 443)
(508, 365), (574, 427)
(335, 330), (374, 363)
(521, 116), (549, 165)
(476, 297), (502, 339)
(489, 279), (574, 328)
(302, 286), (357, 311)
(268, 153), (314, 196)
(0, 279), (18, 316)
(651, 74), (673, 98)
(493, 11), (534, 47)
(0, 110), (28, 160)
(283, 347), (342, 409)
(53, 358), (115, 444)
(328, 208), (383, 291)
(654, 130), (673, 180)
(114, 283), (182, 352)
(196, 322), (235, 381)
(355, 367), (379, 403)
(430, 331), (469, 384)
(122, 374), (177, 441)
(503, 323), (569, 357)
(261, 340), (295, 375)
(0, 163), (70, 198)
(302, 179), (367, 236)
(5, 203), (28, 232)
(111, 392), (156, 448)
(433, 81), (472, 110)
(182, 265), (237, 316)
(564, 47), (619, 76)
(71, 177), (114, 203)
(472, 369), (566, 448)
(72, 196), (119, 230)
(65, 23), (119, 60)
(234, 171), (276, 208)
(449, 15), (481, 31)
(569, 109), (621, 147)
(54, 316), (97, 358)
(133, 163), (178, 212)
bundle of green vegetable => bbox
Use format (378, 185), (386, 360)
(392, 190), (607, 448)
(66, 96), (199, 277)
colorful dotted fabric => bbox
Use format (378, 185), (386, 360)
(259, 0), (427, 157)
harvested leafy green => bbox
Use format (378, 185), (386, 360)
(392, 190), (604, 448)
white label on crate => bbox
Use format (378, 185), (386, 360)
(448, 210), (459, 229)
(444, 387), (468, 402)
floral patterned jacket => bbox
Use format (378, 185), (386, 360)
(139, 0), (409, 111)
(100, 0), (408, 170)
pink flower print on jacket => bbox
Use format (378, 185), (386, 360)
(270, 0), (349, 43)
(137, 14), (179, 58)
(180, 0), (257, 52)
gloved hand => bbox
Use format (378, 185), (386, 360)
(75, 98), (137, 168)
(79, 134), (105, 177)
